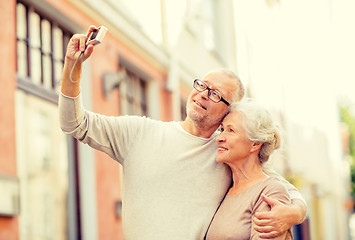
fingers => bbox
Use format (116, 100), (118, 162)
(258, 231), (282, 239)
(67, 34), (86, 52)
(254, 211), (271, 220)
(83, 45), (94, 60)
(261, 194), (278, 208)
(66, 25), (98, 62)
(254, 218), (282, 239)
(254, 225), (275, 233)
(82, 25), (98, 55)
(86, 25), (98, 39)
(79, 34), (87, 53)
(66, 34), (82, 61)
(72, 25), (98, 51)
(254, 215), (285, 238)
(254, 216), (271, 226)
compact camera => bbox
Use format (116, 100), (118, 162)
(86, 26), (108, 46)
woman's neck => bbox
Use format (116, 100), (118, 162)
(227, 157), (268, 195)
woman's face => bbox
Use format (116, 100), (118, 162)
(216, 112), (254, 164)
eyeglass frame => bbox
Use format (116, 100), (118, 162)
(193, 79), (230, 106)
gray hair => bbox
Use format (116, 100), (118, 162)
(207, 68), (245, 101)
(230, 98), (281, 164)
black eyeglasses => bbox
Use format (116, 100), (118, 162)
(193, 79), (230, 106)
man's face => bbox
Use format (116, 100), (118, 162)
(186, 71), (237, 129)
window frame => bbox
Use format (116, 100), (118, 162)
(118, 56), (149, 116)
(16, 1), (72, 104)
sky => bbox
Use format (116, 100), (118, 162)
(233, 0), (355, 107)
(120, 0), (355, 107)
(232, 0), (355, 180)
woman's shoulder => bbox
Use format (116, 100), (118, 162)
(262, 177), (289, 193)
(259, 177), (291, 203)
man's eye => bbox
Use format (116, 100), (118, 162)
(211, 91), (220, 97)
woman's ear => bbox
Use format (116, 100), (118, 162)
(251, 142), (262, 152)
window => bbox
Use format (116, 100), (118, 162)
(16, 1), (72, 102)
(119, 64), (148, 116)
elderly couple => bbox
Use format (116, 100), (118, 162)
(59, 26), (306, 240)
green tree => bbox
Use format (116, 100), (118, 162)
(340, 104), (355, 203)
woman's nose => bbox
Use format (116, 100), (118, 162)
(216, 134), (225, 142)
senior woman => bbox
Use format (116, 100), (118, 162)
(205, 99), (293, 240)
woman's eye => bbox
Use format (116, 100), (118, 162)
(229, 128), (234, 133)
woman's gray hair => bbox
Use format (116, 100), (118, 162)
(230, 98), (281, 164)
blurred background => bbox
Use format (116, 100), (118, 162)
(1, 0), (355, 239)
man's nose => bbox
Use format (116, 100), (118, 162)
(200, 89), (210, 100)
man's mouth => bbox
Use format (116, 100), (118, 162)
(193, 100), (207, 110)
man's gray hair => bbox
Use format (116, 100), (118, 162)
(207, 68), (245, 101)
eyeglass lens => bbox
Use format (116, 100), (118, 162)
(194, 79), (221, 102)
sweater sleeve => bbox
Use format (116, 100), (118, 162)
(58, 92), (145, 164)
(250, 180), (293, 240)
(262, 164), (306, 205)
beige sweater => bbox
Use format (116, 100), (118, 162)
(205, 177), (293, 240)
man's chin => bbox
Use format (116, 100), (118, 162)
(187, 110), (204, 122)
(189, 115), (204, 124)
(187, 109), (223, 128)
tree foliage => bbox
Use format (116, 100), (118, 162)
(340, 104), (355, 202)
(340, 105), (355, 161)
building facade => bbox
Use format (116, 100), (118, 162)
(0, 0), (238, 239)
(233, 0), (353, 239)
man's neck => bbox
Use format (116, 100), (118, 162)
(180, 118), (218, 139)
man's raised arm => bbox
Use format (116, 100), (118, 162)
(61, 25), (96, 97)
